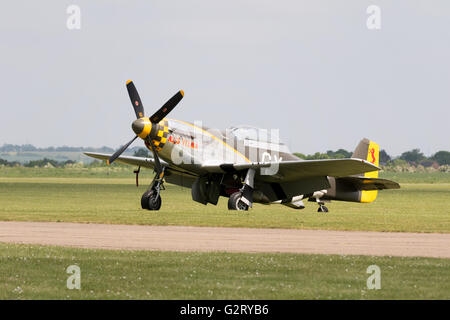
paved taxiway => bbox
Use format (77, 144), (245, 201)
(1, 221), (449, 258)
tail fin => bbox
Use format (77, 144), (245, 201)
(352, 138), (380, 203)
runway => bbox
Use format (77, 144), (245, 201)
(0, 221), (449, 258)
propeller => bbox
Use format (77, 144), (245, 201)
(107, 136), (138, 165)
(107, 80), (184, 171)
(150, 90), (184, 123)
(126, 80), (145, 119)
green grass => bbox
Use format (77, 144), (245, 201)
(0, 166), (132, 178)
(380, 171), (450, 184)
(0, 177), (449, 233)
(0, 243), (448, 299)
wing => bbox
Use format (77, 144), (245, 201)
(202, 158), (380, 182)
(83, 152), (197, 177)
(336, 176), (400, 190)
(84, 152), (162, 169)
(84, 152), (198, 189)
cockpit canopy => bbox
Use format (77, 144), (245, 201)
(227, 125), (290, 153)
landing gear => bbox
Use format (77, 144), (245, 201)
(228, 192), (249, 211)
(307, 190), (330, 213)
(141, 190), (162, 210)
(141, 168), (165, 211)
(227, 168), (255, 211)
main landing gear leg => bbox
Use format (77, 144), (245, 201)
(141, 167), (165, 211)
(228, 168), (255, 211)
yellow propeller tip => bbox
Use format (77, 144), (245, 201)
(106, 160), (110, 165)
(126, 80), (132, 85)
(180, 90), (184, 97)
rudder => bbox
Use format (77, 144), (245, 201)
(352, 138), (379, 203)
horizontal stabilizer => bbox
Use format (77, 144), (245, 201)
(337, 176), (400, 191)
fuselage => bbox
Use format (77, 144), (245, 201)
(140, 118), (298, 176)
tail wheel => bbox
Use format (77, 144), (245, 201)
(141, 190), (162, 210)
(228, 192), (249, 211)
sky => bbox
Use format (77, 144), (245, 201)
(1, 1), (449, 157)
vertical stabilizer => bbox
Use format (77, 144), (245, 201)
(352, 138), (379, 203)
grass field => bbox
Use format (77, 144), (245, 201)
(0, 177), (448, 233)
(0, 171), (448, 300)
(0, 243), (448, 299)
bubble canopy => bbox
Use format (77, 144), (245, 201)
(227, 125), (290, 153)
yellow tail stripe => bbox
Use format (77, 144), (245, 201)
(361, 141), (379, 203)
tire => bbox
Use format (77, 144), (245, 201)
(228, 192), (249, 211)
(147, 191), (162, 210)
(141, 190), (152, 209)
(317, 205), (328, 213)
(141, 190), (162, 210)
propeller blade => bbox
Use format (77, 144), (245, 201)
(149, 139), (162, 175)
(149, 90), (184, 123)
(107, 136), (138, 165)
(126, 80), (145, 119)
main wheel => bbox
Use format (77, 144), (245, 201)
(317, 205), (329, 213)
(228, 192), (249, 211)
(141, 190), (151, 209)
(141, 190), (162, 210)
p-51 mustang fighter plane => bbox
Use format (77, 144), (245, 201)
(85, 81), (400, 212)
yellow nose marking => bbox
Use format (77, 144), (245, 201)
(138, 121), (151, 139)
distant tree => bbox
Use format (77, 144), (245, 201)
(0, 158), (20, 166)
(21, 144), (37, 152)
(335, 149), (352, 158)
(24, 158), (59, 168)
(400, 149), (425, 164)
(379, 149), (391, 165)
(419, 160), (434, 168)
(325, 149), (352, 159)
(293, 152), (306, 159)
(56, 146), (79, 152)
(0, 144), (18, 152)
(98, 146), (115, 153)
(431, 151), (450, 165)
(305, 152), (330, 160)
(133, 148), (149, 158)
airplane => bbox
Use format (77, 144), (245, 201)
(85, 80), (400, 212)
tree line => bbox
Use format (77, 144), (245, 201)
(294, 148), (449, 166)
(0, 144), (142, 154)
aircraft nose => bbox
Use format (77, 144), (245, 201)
(132, 118), (152, 139)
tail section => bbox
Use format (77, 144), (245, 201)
(323, 138), (399, 205)
(352, 138), (379, 202)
